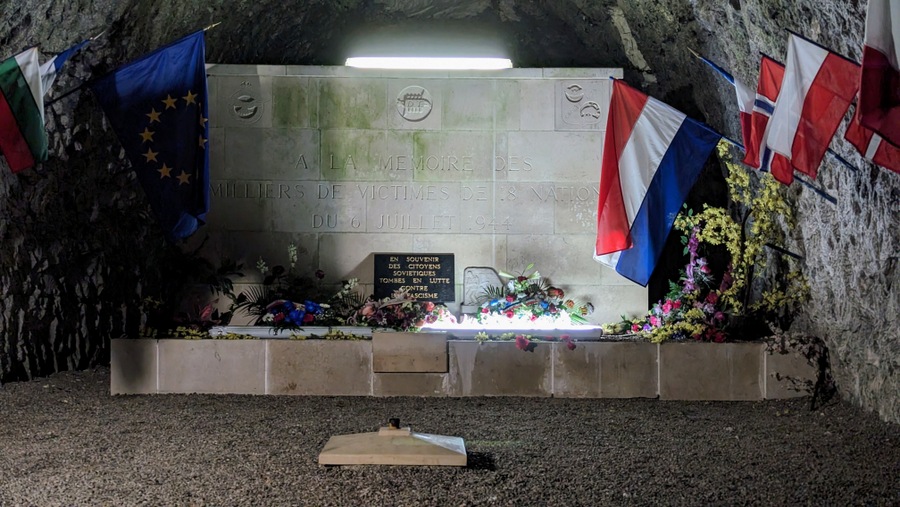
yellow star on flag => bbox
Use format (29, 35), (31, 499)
(199, 114), (208, 127)
(176, 170), (191, 185)
(146, 108), (162, 124)
(162, 94), (177, 109)
(143, 148), (159, 163)
(183, 90), (198, 105)
(158, 163), (172, 178)
(198, 135), (207, 149)
(139, 128), (155, 143)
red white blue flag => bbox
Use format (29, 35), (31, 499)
(767, 34), (859, 180)
(744, 56), (795, 184)
(845, 104), (900, 174)
(857, 0), (900, 148)
(594, 80), (720, 286)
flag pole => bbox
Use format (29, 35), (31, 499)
(47, 25), (217, 107)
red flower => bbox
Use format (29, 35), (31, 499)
(424, 301), (435, 312)
(673, 300), (682, 310)
(302, 313), (315, 324)
(706, 292), (719, 305)
(506, 295), (515, 302)
(515, 335), (536, 352)
(274, 313), (285, 323)
(517, 276), (527, 282)
(566, 340), (576, 351)
(481, 308), (489, 314)
(505, 310), (514, 318)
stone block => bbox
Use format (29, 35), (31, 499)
(519, 80), (555, 131)
(372, 331), (448, 373)
(441, 79), (494, 130)
(552, 341), (658, 398)
(373, 373), (448, 396)
(268, 340), (372, 395)
(213, 75), (274, 129)
(272, 76), (313, 128)
(157, 340), (265, 395)
(110, 339), (157, 395)
(448, 340), (552, 397)
(552, 341), (601, 397)
(387, 79), (444, 131)
(659, 342), (763, 401)
(317, 234), (414, 284)
(765, 350), (817, 399)
(317, 78), (387, 129)
(598, 342), (659, 398)
(506, 131), (603, 183)
(223, 127), (319, 179)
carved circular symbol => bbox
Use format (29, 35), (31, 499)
(565, 84), (584, 103)
(396, 86), (433, 122)
(230, 90), (262, 123)
(580, 101), (602, 121)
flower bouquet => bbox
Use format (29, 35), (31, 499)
(475, 263), (593, 326)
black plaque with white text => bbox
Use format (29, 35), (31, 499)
(374, 253), (455, 302)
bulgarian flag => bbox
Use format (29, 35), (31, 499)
(0, 48), (47, 173)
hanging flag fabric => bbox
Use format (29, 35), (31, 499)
(91, 31), (210, 241)
(767, 34), (859, 180)
(593, 79), (721, 287)
(744, 56), (795, 184)
(40, 39), (90, 93)
(694, 53), (755, 154)
(845, 105), (900, 174)
(0, 48), (47, 173)
(857, 0), (899, 147)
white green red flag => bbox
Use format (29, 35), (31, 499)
(0, 48), (46, 173)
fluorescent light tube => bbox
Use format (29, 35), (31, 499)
(345, 57), (512, 70)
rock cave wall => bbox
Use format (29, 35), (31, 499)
(0, 0), (897, 423)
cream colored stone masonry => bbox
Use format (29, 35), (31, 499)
(196, 65), (646, 324)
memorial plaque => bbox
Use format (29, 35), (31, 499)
(374, 254), (455, 302)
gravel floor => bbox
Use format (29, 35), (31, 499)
(0, 368), (898, 506)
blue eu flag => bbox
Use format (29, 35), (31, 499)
(91, 31), (209, 241)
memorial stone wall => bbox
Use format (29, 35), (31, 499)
(201, 65), (647, 324)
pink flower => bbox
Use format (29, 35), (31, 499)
(505, 310), (514, 318)
(649, 316), (660, 327)
(481, 308), (489, 314)
(700, 265), (711, 274)
(506, 295), (515, 303)
(632, 323), (641, 332)
(661, 301), (673, 314)
(424, 301), (435, 312)
(714, 311), (725, 322)
(515, 335), (532, 351)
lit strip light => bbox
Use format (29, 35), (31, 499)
(345, 57), (512, 70)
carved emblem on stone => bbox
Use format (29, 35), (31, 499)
(462, 267), (503, 307)
(559, 81), (604, 128)
(230, 82), (262, 123)
(396, 85), (433, 122)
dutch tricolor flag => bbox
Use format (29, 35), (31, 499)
(594, 80), (720, 287)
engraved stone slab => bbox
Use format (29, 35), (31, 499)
(554, 79), (611, 131)
(462, 267), (502, 306)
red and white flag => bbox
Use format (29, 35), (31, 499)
(767, 34), (859, 180)
(857, 0), (900, 147)
(845, 104), (900, 174)
(743, 56), (795, 185)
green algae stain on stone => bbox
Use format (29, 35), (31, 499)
(318, 79), (387, 130)
(272, 77), (309, 128)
